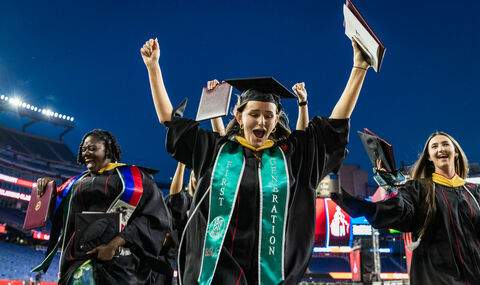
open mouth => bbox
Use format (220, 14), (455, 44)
(253, 130), (266, 138)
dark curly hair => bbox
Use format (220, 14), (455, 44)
(77, 129), (122, 165)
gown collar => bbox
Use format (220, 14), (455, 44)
(432, 172), (465, 187)
(235, 136), (275, 152)
(97, 162), (126, 174)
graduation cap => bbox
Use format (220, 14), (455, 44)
(220, 77), (295, 137)
(357, 128), (395, 172)
(225, 77), (297, 99)
(74, 212), (120, 258)
(196, 77), (297, 121)
(225, 77), (297, 111)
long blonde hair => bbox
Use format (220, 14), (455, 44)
(410, 131), (469, 238)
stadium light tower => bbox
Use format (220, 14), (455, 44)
(0, 94), (76, 141)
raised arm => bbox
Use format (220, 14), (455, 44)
(330, 40), (370, 119)
(207, 79), (226, 135)
(141, 38), (173, 123)
(292, 82), (309, 130)
(170, 162), (186, 195)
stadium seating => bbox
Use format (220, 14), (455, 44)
(0, 126), (78, 165)
(0, 123), (80, 282)
(0, 129), (30, 155)
(0, 241), (59, 281)
(308, 256), (351, 273)
(0, 206), (25, 228)
(0, 126), (83, 184)
(381, 256), (406, 272)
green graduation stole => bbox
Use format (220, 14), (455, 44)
(198, 141), (289, 285)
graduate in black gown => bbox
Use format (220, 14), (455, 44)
(166, 78), (311, 241)
(33, 129), (171, 284)
(333, 132), (480, 284)
(141, 37), (372, 284)
(165, 79), (312, 285)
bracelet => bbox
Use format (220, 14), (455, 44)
(353, 66), (367, 71)
(298, 100), (308, 107)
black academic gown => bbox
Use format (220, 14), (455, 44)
(165, 115), (349, 285)
(332, 180), (480, 285)
(47, 166), (171, 284)
(166, 190), (193, 244)
(159, 190), (193, 285)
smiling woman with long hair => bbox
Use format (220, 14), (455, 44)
(333, 132), (480, 284)
(141, 37), (372, 284)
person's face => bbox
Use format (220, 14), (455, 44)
(81, 136), (111, 172)
(236, 101), (279, 148)
(427, 134), (457, 174)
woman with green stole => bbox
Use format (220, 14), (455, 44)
(164, 80), (311, 284)
(166, 79), (310, 240)
(141, 37), (371, 284)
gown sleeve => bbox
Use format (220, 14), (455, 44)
(466, 183), (480, 205)
(164, 116), (222, 179)
(118, 169), (172, 260)
(288, 117), (350, 190)
(332, 180), (425, 232)
(165, 190), (193, 234)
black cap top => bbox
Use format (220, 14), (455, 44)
(224, 77), (297, 112)
(225, 77), (297, 99)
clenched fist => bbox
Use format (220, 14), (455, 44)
(141, 38), (160, 68)
(292, 82), (307, 103)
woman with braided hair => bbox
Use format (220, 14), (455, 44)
(333, 132), (480, 284)
(33, 129), (171, 284)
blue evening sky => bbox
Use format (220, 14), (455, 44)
(0, 0), (478, 182)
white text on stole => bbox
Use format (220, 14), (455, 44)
(218, 160), (232, 206)
(269, 158), (280, 256)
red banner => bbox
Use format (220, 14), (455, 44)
(314, 198), (327, 247)
(0, 173), (34, 188)
(0, 281), (56, 285)
(325, 199), (351, 246)
(315, 198), (352, 247)
(32, 230), (50, 240)
(403, 232), (413, 273)
(349, 247), (361, 281)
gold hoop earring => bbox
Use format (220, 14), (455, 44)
(238, 124), (244, 136)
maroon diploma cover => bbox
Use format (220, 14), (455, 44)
(23, 181), (55, 230)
